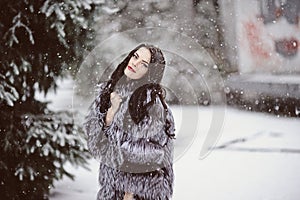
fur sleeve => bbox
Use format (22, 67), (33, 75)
(83, 82), (123, 168)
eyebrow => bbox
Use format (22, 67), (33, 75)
(135, 52), (149, 65)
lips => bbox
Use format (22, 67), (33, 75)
(127, 66), (136, 73)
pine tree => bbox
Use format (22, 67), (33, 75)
(0, 0), (102, 199)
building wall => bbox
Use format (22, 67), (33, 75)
(221, 0), (300, 74)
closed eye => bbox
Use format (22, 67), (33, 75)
(133, 52), (149, 67)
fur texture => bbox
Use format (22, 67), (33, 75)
(84, 82), (175, 200)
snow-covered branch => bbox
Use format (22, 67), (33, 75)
(4, 12), (35, 47)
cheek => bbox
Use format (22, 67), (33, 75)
(133, 68), (148, 79)
(140, 68), (148, 77)
(128, 57), (133, 64)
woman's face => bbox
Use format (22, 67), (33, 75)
(124, 47), (151, 80)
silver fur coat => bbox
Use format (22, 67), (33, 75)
(84, 81), (175, 200)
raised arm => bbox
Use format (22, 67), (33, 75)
(83, 82), (123, 167)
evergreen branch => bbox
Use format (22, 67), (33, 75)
(4, 12), (35, 47)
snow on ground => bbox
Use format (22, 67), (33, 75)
(43, 77), (300, 200)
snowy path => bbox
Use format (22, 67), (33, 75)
(44, 78), (300, 200)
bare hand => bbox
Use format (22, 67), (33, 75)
(110, 92), (122, 112)
(105, 92), (122, 126)
(123, 192), (134, 200)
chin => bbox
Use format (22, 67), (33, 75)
(124, 70), (135, 80)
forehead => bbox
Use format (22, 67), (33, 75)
(135, 47), (151, 62)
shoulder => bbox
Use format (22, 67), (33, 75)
(95, 81), (108, 93)
(92, 81), (110, 101)
(90, 81), (109, 111)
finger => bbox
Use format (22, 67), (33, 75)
(110, 92), (116, 99)
(114, 98), (122, 104)
(114, 93), (122, 101)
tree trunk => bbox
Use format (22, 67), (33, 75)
(174, 0), (195, 36)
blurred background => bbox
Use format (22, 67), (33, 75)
(0, 0), (299, 199)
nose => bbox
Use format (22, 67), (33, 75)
(132, 60), (139, 67)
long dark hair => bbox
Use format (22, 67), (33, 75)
(98, 44), (175, 139)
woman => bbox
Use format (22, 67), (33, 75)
(84, 44), (176, 200)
